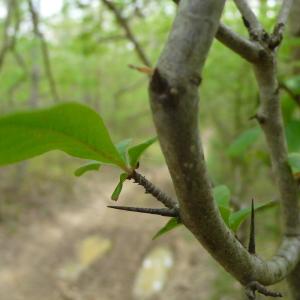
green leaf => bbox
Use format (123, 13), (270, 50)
(213, 185), (231, 207)
(218, 206), (231, 226)
(111, 173), (128, 201)
(227, 128), (261, 158)
(0, 103), (127, 169)
(152, 217), (182, 240)
(288, 153), (300, 173)
(74, 161), (101, 177)
(128, 137), (157, 168)
(229, 201), (278, 232)
(116, 138), (132, 164)
(286, 121), (300, 152)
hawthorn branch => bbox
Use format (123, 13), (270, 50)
(129, 171), (178, 210)
(149, 0), (300, 288)
(101, 0), (151, 67)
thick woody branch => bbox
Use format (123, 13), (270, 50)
(101, 0), (151, 67)
(216, 23), (261, 63)
(149, 0), (300, 288)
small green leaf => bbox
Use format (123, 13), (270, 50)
(227, 128), (261, 158)
(213, 185), (231, 207)
(286, 121), (300, 152)
(111, 173), (128, 201)
(229, 201), (278, 232)
(288, 153), (300, 173)
(128, 137), (157, 168)
(0, 103), (127, 169)
(116, 139), (132, 164)
(218, 206), (231, 226)
(152, 217), (182, 240)
(74, 161), (101, 177)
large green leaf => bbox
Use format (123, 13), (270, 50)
(152, 217), (182, 240)
(288, 153), (300, 173)
(128, 137), (157, 168)
(0, 103), (126, 169)
(227, 128), (261, 158)
(111, 173), (128, 201)
(229, 201), (278, 232)
(74, 161), (101, 177)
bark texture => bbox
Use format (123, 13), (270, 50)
(149, 0), (300, 290)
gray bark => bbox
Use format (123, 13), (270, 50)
(149, 0), (300, 291)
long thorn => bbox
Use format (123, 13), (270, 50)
(107, 205), (178, 217)
(248, 198), (256, 254)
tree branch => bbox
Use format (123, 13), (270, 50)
(27, 0), (60, 102)
(215, 23), (262, 63)
(101, 0), (151, 67)
(149, 0), (300, 288)
(233, 0), (265, 40)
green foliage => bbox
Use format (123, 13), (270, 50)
(288, 153), (300, 173)
(128, 137), (157, 168)
(0, 103), (127, 169)
(227, 127), (261, 158)
(152, 217), (182, 240)
(74, 161), (101, 177)
(213, 185), (231, 225)
(229, 201), (278, 233)
(286, 120), (300, 152)
(111, 173), (128, 201)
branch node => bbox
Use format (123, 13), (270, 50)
(249, 113), (267, 124)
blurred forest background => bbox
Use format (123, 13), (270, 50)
(0, 0), (300, 299)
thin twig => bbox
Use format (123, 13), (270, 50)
(248, 199), (256, 254)
(101, 0), (151, 67)
(108, 205), (178, 217)
(269, 0), (294, 49)
(279, 81), (300, 106)
(129, 171), (178, 210)
(27, 0), (60, 102)
(233, 0), (265, 40)
(0, 0), (15, 70)
(246, 281), (283, 299)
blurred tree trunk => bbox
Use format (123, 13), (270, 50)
(287, 0), (300, 298)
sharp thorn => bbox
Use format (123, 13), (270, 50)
(248, 198), (256, 254)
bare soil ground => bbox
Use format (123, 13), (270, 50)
(0, 166), (220, 300)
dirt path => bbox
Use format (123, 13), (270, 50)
(0, 167), (215, 300)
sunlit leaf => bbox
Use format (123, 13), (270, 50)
(219, 206), (231, 226)
(229, 201), (278, 232)
(288, 153), (300, 173)
(152, 217), (182, 240)
(227, 128), (261, 158)
(111, 173), (128, 201)
(74, 161), (101, 177)
(116, 138), (132, 164)
(0, 103), (127, 169)
(128, 137), (157, 168)
(213, 185), (231, 207)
